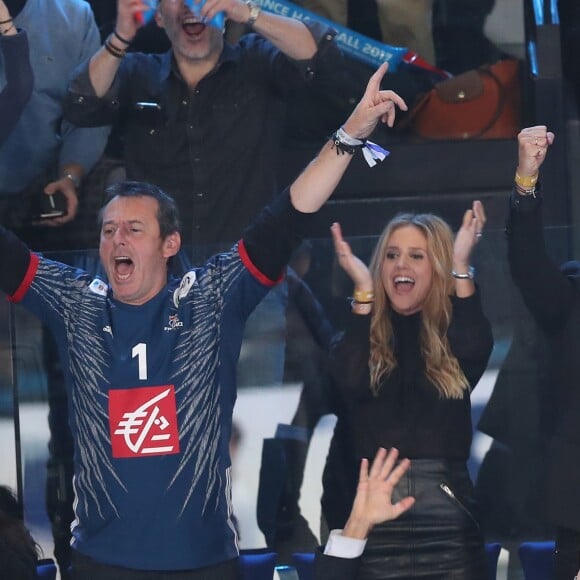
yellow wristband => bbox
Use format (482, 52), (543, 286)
(515, 172), (539, 189)
(353, 289), (374, 304)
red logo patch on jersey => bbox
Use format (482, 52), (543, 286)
(109, 385), (180, 458)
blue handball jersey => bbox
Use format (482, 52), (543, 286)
(17, 242), (274, 570)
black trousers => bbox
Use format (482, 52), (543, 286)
(71, 551), (240, 580)
(555, 526), (580, 580)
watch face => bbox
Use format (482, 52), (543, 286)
(246, 0), (260, 24)
(64, 173), (81, 188)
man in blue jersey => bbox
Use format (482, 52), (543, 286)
(1, 64), (405, 579)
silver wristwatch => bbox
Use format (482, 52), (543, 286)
(245, 0), (261, 27)
(63, 172), (81, 189)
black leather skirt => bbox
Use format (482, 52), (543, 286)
(358, 459), (488, 580)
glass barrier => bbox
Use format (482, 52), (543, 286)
(3, 222), (572, 579)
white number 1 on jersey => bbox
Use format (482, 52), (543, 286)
(132, 343), (147, 380)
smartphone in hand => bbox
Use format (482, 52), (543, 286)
(29, 192), (67, 221)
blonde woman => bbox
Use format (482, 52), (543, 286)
(328, 203), (493, 579)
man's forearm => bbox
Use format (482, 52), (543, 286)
(289, 140), (352, 213)
(88, 45), (124, 98)
(59, 122), (110, 177)
(252, 10), (317, 59)
(58, 163), (84, 186)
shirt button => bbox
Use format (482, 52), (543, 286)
(194, 89), (200, 95)
(149, 129), (156, 135)
(306, 68), (315, 80)
(193, 157), (200, 163)
(325, 34), (333, 41)
(76, 96), (84, 103)
(182, 99), (188, 105)
(196, 192), (204, 198)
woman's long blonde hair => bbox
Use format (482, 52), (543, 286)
(368, 213), (469, 399)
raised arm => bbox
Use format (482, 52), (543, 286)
(289, 62), (407, 213)
(88, 0), (149, 97)
(331, 221), (374, 317)
(506, 126), (575, 334)
(201, 0), (318, 59)
(452, 200), (486, 298)
(241, 63), (406, 281)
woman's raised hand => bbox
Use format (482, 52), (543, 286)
(453, 200), (486, 270)
(331, 222), (373, 290)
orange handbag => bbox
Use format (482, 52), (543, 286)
(408, 59), (521, 140)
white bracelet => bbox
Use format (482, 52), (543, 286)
(331, 127), (390, 168)
(337, 127), (363, 146)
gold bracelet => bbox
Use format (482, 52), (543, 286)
(353, 288), (374, 304)
(515, 171), (538, 189)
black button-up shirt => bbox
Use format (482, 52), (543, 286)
(64, 25), (337, 251)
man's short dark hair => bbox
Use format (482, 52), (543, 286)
(99, 181), (181, 239)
